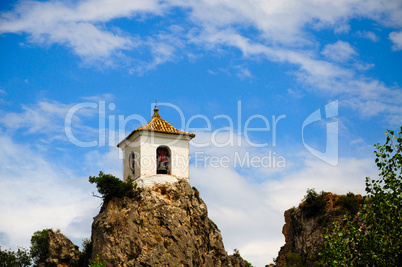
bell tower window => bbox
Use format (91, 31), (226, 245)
(156, 146), (170, 174)
(129, 152), (135, 175)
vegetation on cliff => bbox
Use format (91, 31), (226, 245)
(321, 126), (402, 266)
(88, 171), (142, 205)
(275, 190), (363, 266)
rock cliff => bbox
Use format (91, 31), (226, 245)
(38, 229), (80, 267)
(90, 178), (247, 267)
(275, 192), (363, 267)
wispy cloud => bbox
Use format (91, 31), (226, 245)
(355, 30), (379, 42)
(0, 100), (98, 143)
(0, 0), (163, 62)
(321, 41), (357, 62)
(0, 101), (73, 134)
(1, 0), (401, 134)
(1, 0), (401, 64)
(0, 133), (101, 249)
(390, 31), (402, 51)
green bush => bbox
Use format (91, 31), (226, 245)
(300, 189), (326, 218)
(0, 246), (31, 267)
(335, 192), (360, 215)
(89, 171), (142, 203)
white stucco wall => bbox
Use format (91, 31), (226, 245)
(121, 134), (141, 181)
(120, 131), (191, 181)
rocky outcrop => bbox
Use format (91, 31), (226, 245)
(275, 192), (363, 266)
(91, 179), (246, 267)
(39, 229), (80, 267)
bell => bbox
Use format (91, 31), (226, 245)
(158, 161), (168, 172)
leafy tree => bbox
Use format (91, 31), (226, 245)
(89, 171), (141, 203)
(30, 229), (51, 266)
(320, 127), (402, 266)
(0, 246), (31, 267)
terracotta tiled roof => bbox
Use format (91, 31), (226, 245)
(117, 108), (195, 147)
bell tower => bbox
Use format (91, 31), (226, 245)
(117, 107), (195, 181)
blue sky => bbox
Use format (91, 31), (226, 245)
(0, 0), (401, 266)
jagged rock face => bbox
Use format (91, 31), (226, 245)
(276, 208), (324, 266)
(91, 179), (246, 267)
(275, 192), (363, 267)
(40, 230), (80, 267)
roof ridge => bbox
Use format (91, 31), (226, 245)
(117, 108), (195, 147)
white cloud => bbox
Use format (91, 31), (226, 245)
(0, 96), (126, 250)
(0, 133), (101, 250)
(287, 88), (303, 98)
(0, 101), (73, 135)
(0, 0), (163, 61)
(0, 98), (119, 249)
(131, 30), (185, 74)
(236, 66), (253, 79)
(355, 30), (379, 42)
(1, 0), (401, 63)
(322, 41), (357, 62)
(1, 0), (401, 120)
(200, 31), (402, 121)
(0, 100), (105, 146)
(390, 31), (402, 50)
(84, 147), (122, 178)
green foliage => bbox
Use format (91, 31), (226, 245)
(233, 248), (240, 257)
(0, 246), (31, 267)
(89, 171), (142, 203)
(78, 238), (92, 267)
(88, 254), (106, 267)
(320, 126), (402, 266)
(30, 229), (51, 266)
(232, 249), (255, 267)
(335, 192), (361, 215)
(288, 251), (302, 266)
(300, 189), (326, 218)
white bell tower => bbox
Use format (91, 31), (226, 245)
(117, 107), (195, 182)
